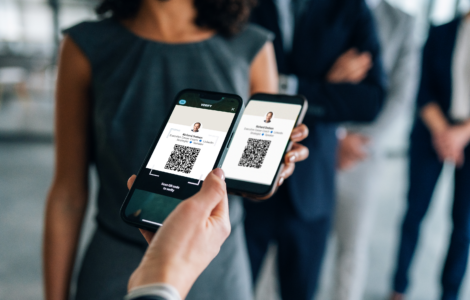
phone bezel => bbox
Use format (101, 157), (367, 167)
(120, 89), (244, 231)
(225, 93), (308, 200)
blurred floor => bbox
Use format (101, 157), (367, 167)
(0, 139), (97, 300)
(1, 134), (470, 300)
(0, 91), (54, 136)
(0, 142), (51, 299)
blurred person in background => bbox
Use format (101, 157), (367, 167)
(42, 0), (310, 299)
(391, 12), (470, 300)
(334, 0), (418, 299)
(244, 0), (386, 299)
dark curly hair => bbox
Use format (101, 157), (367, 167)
(96, 0), (257, 37)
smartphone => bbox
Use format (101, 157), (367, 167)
(222, 93), (307, 199)
(120, 89), (243, 230)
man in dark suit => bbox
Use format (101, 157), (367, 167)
(244, 0), (386, 299)
(391, 14), (470, 300)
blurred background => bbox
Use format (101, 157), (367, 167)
(1, 0), (470, 299)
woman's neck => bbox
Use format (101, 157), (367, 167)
(123, 0), (215, 43)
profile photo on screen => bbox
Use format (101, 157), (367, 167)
(192, 122), (202, 132)
(264, 112), (274, 123)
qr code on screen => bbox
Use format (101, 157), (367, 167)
(164, 144), (201, 174)
(238, 138), (271, 169)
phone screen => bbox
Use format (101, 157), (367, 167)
(123, 92), (241, 227)
(222, 99), (301, 186)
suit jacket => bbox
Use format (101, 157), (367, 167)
(416, 17), (461, 117)
(348, 0), (418, 148)
(251, 0), (386, 220)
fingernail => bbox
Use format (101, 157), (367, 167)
(213, 168), (225, 181)
(278, 177), (284, 186)
(291, 132), (301, 139)
(289, 154), (296, 162)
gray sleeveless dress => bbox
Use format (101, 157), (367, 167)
(63, 18), (273, 300)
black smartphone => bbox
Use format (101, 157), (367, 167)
(222, 93), (307, 199)
(121, 89), (243, 230)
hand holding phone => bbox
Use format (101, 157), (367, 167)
(120, 90), (309, 231)
(223, 93), (308, 199)
(127, 169), (230, 299)
(120, 89), (243, 231)
(277, 124), (309, 184)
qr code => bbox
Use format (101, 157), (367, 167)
(164, 144), (201, 174)
(238, 138), (271, 169)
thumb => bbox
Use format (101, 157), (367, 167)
(190, 169), (228, 215)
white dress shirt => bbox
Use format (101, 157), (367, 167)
(450, 18), (470, 121)
(366, 0), (381, 9)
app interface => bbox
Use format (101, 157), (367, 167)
(125, 94), (239, 227)
(146, 103), (235, 181)
(222, 100), (301, 185)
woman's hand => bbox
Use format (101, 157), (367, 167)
(326, 48), (372, 84)
(126, 169), (231, 299)
(433, 124), (470, 167)
(337, 133), (370, 171)
(278, 124), (309, 186)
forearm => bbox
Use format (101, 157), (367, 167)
(420, 102), (449, 135)
(457, 119), (470, 142)
(43, 187), (88, 300)
(44, 35), (92, 300)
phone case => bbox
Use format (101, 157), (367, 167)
(227, 94), (308, 200)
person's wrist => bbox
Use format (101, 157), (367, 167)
(430, 124), (449, 137)
(452, 126), (470, 148)
(129, 261), (193, 299)
(326, 71), (340, 83)
(459, 121), (470, 141)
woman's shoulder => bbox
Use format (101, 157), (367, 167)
(236, 23), (274, 42)
(220, 23), (274, 63)
(62, 18), (131, 65)
(63, 18), (122, 41)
